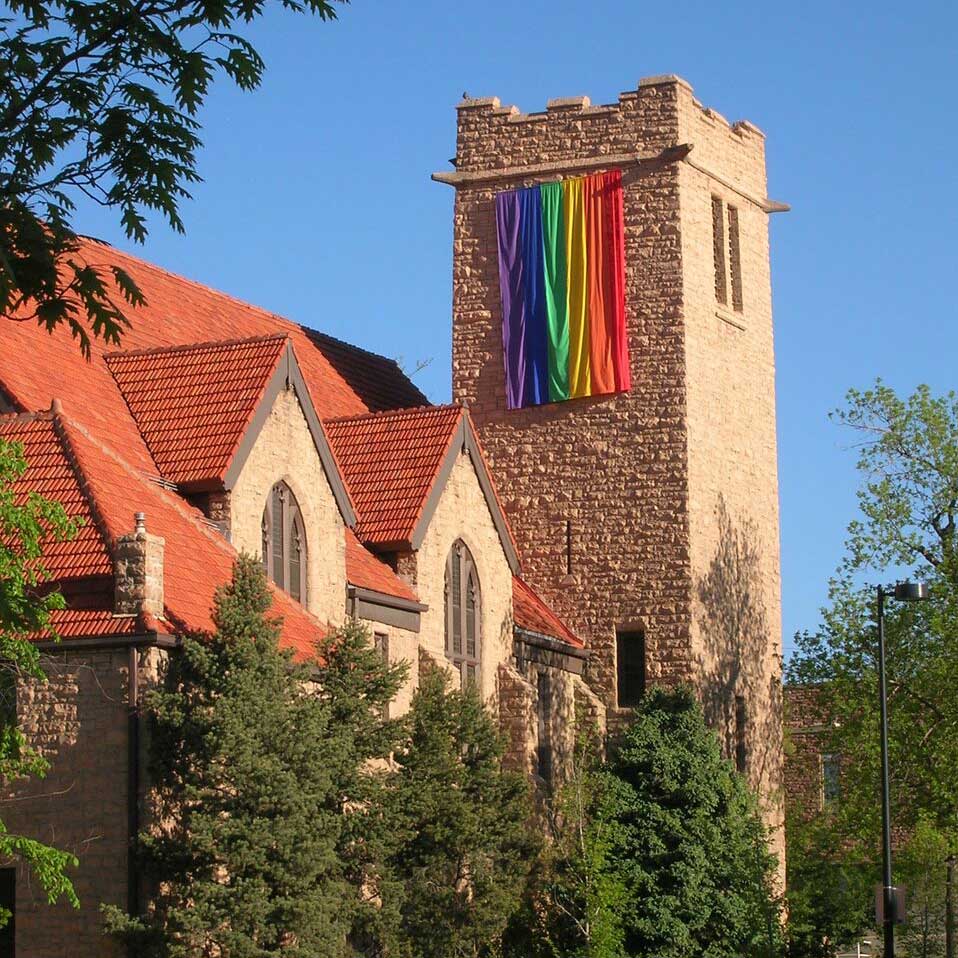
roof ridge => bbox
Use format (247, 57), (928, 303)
(103, 331), (289, 361)
(326, 402), (454, 426)
(78, 238), (305, 334)
(302, 327), (408, 367)
(50, 408), (118, 563)
(0, 408), (54, 424)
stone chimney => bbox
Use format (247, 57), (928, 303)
(114, 512), (165, 617)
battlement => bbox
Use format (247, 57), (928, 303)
(445, 74), (779, 213)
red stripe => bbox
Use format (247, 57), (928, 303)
(603, 170), (630, 391)
(586, 174), (616, 394)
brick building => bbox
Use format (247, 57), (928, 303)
(0, 73), (786, 954)
(784, 685), (842, 822)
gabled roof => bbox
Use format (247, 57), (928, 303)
(325, 405), (462, 546)
(105, 335), (288, 485)
(345, 528), (418, 603)
(0, 407), (327, 658)
(325, 405), (520, 571)
(513, 576), (584, 649)
(0, 413), (111, 581)
(103, 333), (356, 525)
(0, 237), (426, 483)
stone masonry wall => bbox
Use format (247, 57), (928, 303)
(1, 645), (167, 958)
(448, 76), (784, 845)
(412, 449), (514, 704)
(356, 618), (421, 717)
(231, 385), (346, 627)
(783, 686), (828, 823)
(677, 84), (784, 853)
(451, 78), (692, 713)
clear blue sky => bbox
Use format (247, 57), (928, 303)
(74, 0), (958, 657)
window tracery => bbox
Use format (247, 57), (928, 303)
(261, 481), (307, 603)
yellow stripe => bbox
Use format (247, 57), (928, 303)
(563, 178), (590, 397)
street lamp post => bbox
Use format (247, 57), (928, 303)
(876, 581), (929, 958)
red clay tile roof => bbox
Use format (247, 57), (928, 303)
(302, 329), (428, 413)
(513, 576), (583, 649)
(105, 335), (287, 485)
(345, 529), (418, 602)
(325, 405), (464, 546)
(0, 409), (326, 656)
(0, 413), (112, 581)
(0, 237), (425, 481)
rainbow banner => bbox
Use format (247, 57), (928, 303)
(495, 169), (630, 410)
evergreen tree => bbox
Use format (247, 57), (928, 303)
(504, 715), (627, 958)
(602, 686), (782, 958)
(104, 556), (404, 957)
(375, 666), (535, 958)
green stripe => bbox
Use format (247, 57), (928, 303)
(540, 182), (570, 402)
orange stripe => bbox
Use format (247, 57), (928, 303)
(585, 173), (616, 395)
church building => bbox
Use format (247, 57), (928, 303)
(0, 74), (786, 957)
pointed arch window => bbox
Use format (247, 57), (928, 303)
(444, 540), (480, 686)
(261, 481), (307, 603)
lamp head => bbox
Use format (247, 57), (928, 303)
(894, 581), (930, 602)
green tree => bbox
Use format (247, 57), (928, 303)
(104, 556), (405, 957)
(0, 0), (344, 354)
(504, 715), (626, 958)
(899, 816), (950, 958)
(783, 807), (871, 958)
(374, 665), (535, 958)
(0, 436), (80, 925)
(602, 686), (782, 958)
(788, 383), (958, 929)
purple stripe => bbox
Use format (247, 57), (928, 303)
(496, 190), (526, 410)
(519, 186), (549, 406)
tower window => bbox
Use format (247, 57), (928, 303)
(712, 195), (727, 305)
(735, 695), (747, 773)
(537, 671), (553, 789)
(713, 196), (744, 313)
(374, 632), (390, 720)
(444, 540), (480, 687)
(727, 204), (743, 312)
(616, 629), (645, 708)
(822, 753), (841, 806)
(261, 481), (307, 603)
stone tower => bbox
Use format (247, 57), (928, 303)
(441, 75), (786, 839)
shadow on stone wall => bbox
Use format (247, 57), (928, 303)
(695, 495), (781, 809)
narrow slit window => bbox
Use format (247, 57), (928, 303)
(261, 482), (307, 604)
(374, 632), (390, 720)
(289, 518), (303, 603)
(727, 204), (743, 312)
(537, 671), (553, 789)
(616, 629), (646, 708)
(712, 195), (727, 305)
(822, 753), (841, 806)
(444, 541), (480, 687)
(271, 485), (285, 587)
